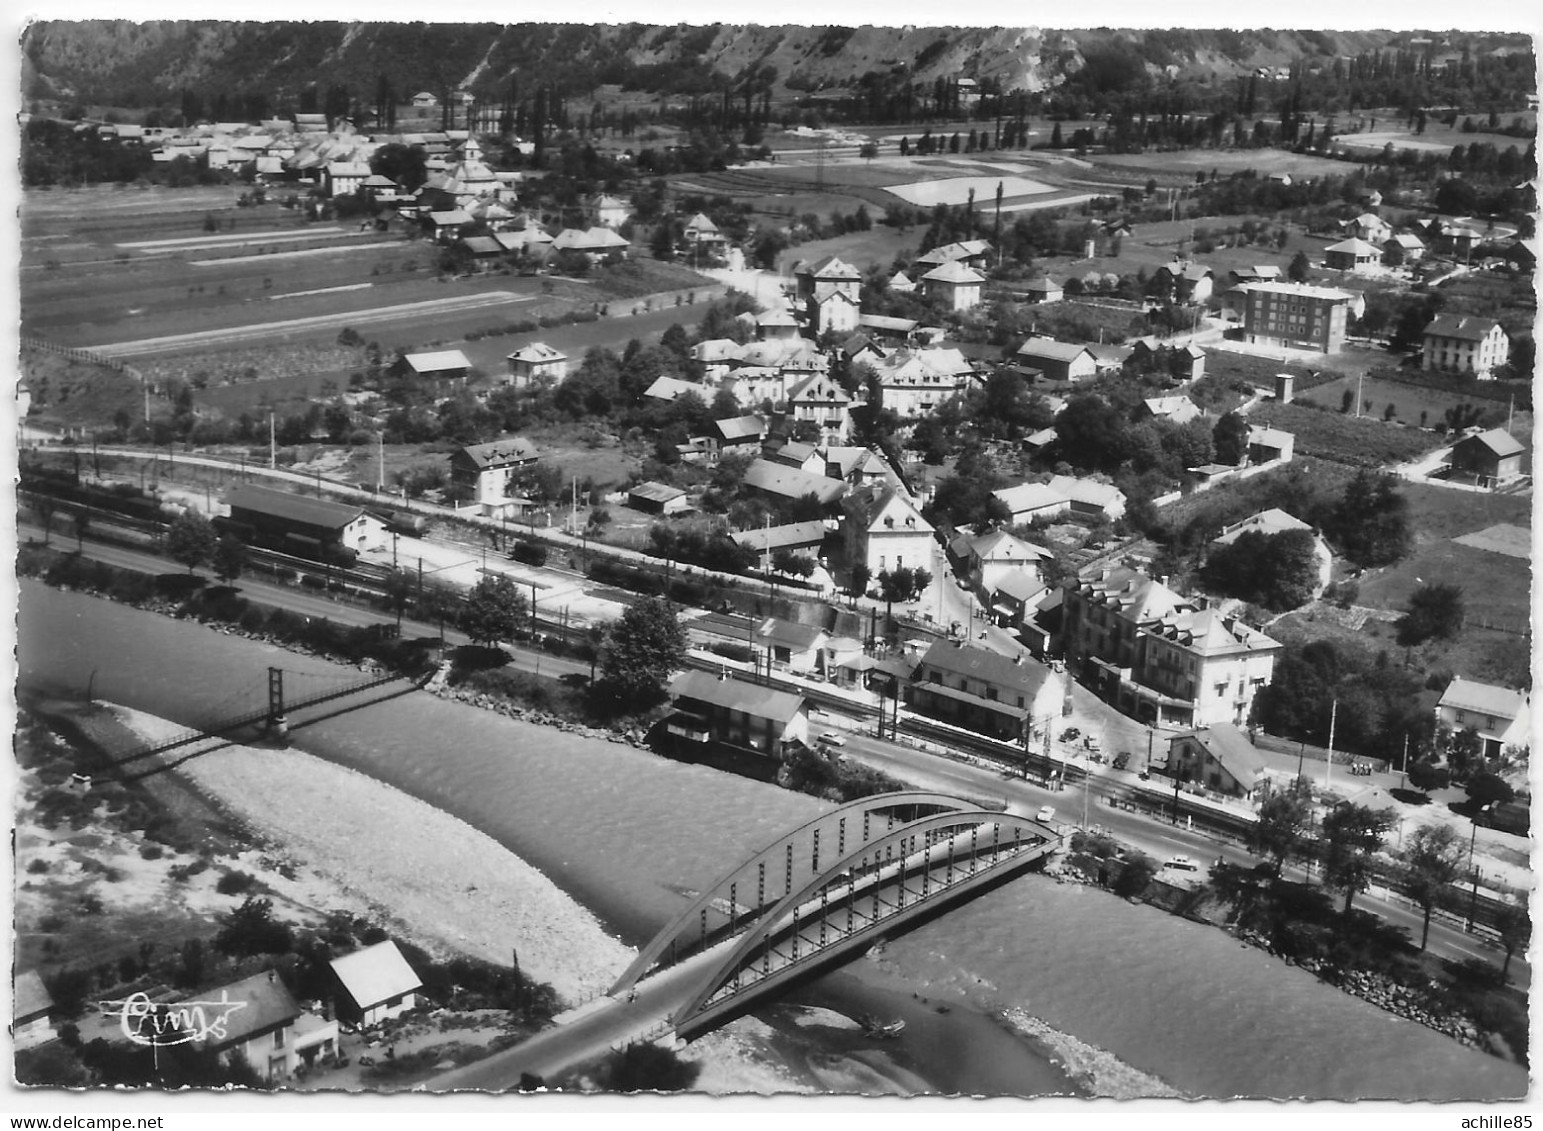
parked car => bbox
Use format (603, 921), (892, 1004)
(818, 732), (847, 748)
(1165, 855), (1199, 872)
(1035, 805), (1056, 824)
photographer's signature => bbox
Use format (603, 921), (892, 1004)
(100, 991), (248, 1047)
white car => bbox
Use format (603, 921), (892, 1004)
(1035, 806), (1056, 824)
(818, 732), (847, 748)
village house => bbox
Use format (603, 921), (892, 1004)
(710, 415), (769, 457)
(1062, 565), (1281, 729)
(753, 617), (830, 674)
(225, 484), (387, 557)
(1384, 232), (1427, 264)
(1166, 724), (1268, 798)
(822, 446), (892, 487)
(505, 342), (568, 389)
(1238, 281), (1360, 354)
(1347, 212), (1393, 243)
(870, 347), (976, 418)
(988, 568), (1050, 631)
(1229, 265), (1281, 285)
(795, 255), (863, 336)
(551, 226), (630, 264)
(424, 209), (474, 241)
(195, 970), (314, 1083)
(450, 437), (539, 518)
(786, 373), (854, 445)
(1246, 425), (1296, 465)
(949, 527), (1053, 592)
(1435, 677), (1531, 761)
(1211, 507), (1314, 547)
(330, 940), (423, 1028)
(628, 481), (690, 515)
(908, 640), (1058, 743)
(590, 194), (630, 228)
(888, 269), (917, 293)
(664, 671), (810, 759)
(914, 239), (992, 270)
(843, 483), (934, 577)
(11, 970), (55, 1050)
(1447, 427), (1526, 487)
(765, 439), (825, 474)
(1021, 276), (1063, 304)
(1140, 396), (1203, 426)
(920, 260), (987, 312)
(1151, 260), (1215, 304)
(1422, 314), (1510, 378)
(323, 160), (371, 197)
(1323, 237), (1383, 273)
(691, 338), (743, 381)
(1015, 337), (1098, 383)
(681, 212), (726, 251)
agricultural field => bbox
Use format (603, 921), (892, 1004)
(1083, 148), (1353, 182)
(1292, 372), (1522, 434)
(1247, 400), (1449, 468)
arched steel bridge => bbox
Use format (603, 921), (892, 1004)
(610, 791), (1059, 1038)
(431, 791), (1059, 1089)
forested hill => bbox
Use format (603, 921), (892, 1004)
(27, 21), (1514, 115)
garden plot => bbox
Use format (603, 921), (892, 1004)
(885, 175), (1053, 207)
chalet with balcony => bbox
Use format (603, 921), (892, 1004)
(665, 671), (809, 759)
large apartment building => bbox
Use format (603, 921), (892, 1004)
(1062, 565), (1281, 729)
(1239, 282), (1360, 354)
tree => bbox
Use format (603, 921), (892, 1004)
(1405, 759), (1450, 794)
(214, 896), (293, 956)
(166, 510), (217, 574)
(213, 535), (247, 586)
(1321, 803), (1393, 917)
(859, 142), (878, 163)
(1327, 471), (1411, 569)
(1288, 250), (1311, 283)
(32, 494), (56, 545)
(1248, 782), (1312, 871)
(602, 1041), (701, 1092)
(600, 596), (687, 711)
(1447, 726), (1485, 780)
(849, 563), (872, 600)
(1395, 583), (1465, 646)
(1465, 771), (1514, 808)
(1212, 411), (1252, 466)
(1400, 824), (1464, 949)
(73, 509), (90, 552)
(460, 573), (527, 649)
(1203, 529), (1320, 612)
(877, 568), (914, 623)
(1494, 901), (1531, 982)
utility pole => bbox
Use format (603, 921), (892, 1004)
(377, 432), (385, 492)
(269, 412), (276, 469)
(1325, 698), (1338, 788)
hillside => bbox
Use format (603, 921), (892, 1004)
(25, 21), (1522, 115)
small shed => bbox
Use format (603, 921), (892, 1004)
(628, 481), (689, 514)
(1449, 428), (1526, 487)
(330, 941), (423, 1028)
(405, 350), (472, 381)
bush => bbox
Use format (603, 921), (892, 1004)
(215, 870), (256, 895)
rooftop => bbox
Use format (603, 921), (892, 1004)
(227, 484), (366, 531)
(1438, 677), (1528, 720)
(916, 640), (1048, 697)
(330, 940), (422, 1010)
(455, 437), (538, 469)
(670, 670), (806, 724)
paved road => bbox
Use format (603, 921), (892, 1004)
(830, 727), (1529, 989)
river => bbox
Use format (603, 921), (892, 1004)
(16, 583), (1527, 1100)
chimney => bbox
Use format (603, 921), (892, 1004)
(1275, 372), (1295, 404)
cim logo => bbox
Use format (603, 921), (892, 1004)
(100, 991), (248, 1047)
